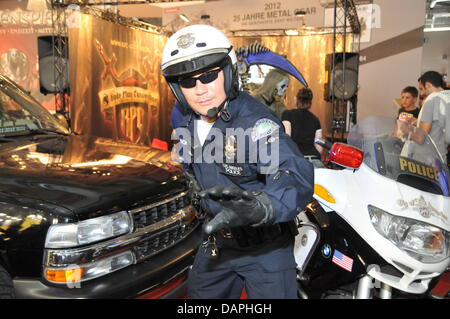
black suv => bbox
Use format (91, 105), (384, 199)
(0, 75), (201, 298)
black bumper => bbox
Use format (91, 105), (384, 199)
(13, 226), (202, 299)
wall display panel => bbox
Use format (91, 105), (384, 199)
(0, 3), (56, 111)
(69, 13), (175, 146)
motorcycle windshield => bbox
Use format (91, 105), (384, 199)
(347, 116), (450, 197)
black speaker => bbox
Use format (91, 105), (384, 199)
(37, 36), (70, 95)
(324, 52), (359, 101)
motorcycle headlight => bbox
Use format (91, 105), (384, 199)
(45, 211), (132, 248)
(368, 205), (449, 263)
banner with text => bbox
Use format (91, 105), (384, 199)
(162, 0), (325, 32)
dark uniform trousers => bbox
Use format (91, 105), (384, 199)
(187, 227), (298, 299)
(175, 92), (314, 299)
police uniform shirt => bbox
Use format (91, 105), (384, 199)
(282, 108), (321, 158)
(174, 92), (314, 224)
(170, 103), (183, 129)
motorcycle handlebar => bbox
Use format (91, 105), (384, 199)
(314, 138), (333, 150)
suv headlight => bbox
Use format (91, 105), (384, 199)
(45, 250), (135, 285)
(45, 211), (132, 248)
(368, 205), (449, 263)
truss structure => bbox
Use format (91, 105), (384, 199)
(49, 0), (71, 122)
(330, 0), (361, 141)
(48, 0), (203, 5)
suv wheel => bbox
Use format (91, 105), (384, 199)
(0, 265), (15, 299)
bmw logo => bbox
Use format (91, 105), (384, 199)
(322, 244), (332, 258)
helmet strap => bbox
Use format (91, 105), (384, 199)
(205, 99), (229, 120)
(220, 103), (232, 122)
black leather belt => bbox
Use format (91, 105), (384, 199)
(216, 221), (297, 247)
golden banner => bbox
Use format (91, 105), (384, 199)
(69, 13), (174, 147)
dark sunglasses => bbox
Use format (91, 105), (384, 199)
(178, 68), (222, 89)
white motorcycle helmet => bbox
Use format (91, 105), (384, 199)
(161, 24), (238, 112)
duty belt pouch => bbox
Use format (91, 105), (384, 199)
(230, 223), (288, 247)
(223, 221), (299, 248)
(231, 227), (251, 247)
(260, 224), (282, 241)
(243, 226), (263, 246)
(229, 226), (264, 247)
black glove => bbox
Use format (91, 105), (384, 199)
(199, 186), (275, 234)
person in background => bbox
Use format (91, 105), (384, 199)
(417, 71), (450, 164)
(281, 87), (324, 160)
(252, 68), (290, 120)
(397, 86), (419, 125)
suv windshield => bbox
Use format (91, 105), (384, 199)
(347, 116), (450, 197)
(0, 76), (69, 136)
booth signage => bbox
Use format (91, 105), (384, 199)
(162, 0), (325, 32)
(69, 14), (172, 146)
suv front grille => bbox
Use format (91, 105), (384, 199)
(135, 220), (198, 261)
(132, 192), (191, 229)
(129, 191), (198, 261)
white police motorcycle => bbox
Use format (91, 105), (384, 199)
(294, 116), (450, 299)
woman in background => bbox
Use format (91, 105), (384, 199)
(282, 87), (324, 160)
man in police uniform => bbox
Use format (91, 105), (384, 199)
(161, 25), (314, 299)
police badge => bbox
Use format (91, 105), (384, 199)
(224, 135), (237, 161)
(177, 33), (195, 49)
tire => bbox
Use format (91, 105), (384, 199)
(0, 265), (15, 299)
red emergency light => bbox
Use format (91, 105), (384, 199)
(328, 142), (364, 169)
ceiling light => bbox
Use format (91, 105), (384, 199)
(179, 14), (190, 23)
(430, 0), (450, 9)
(285, 29), (299, 36)
(424, 26), (450, 32)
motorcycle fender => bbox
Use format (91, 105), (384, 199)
(313, 168), (351, 213)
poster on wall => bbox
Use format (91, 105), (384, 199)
(68, 13), (173, 147)
(0, 1), (56, 111)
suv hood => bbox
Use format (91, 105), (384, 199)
(0, 134), (186, 220)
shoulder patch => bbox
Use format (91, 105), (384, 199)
(251, 118), (279, 142)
